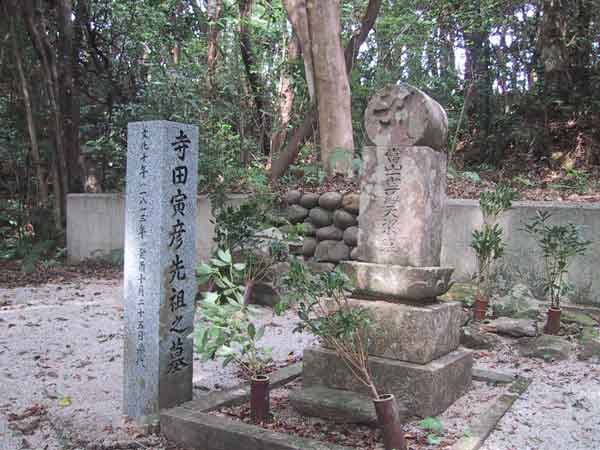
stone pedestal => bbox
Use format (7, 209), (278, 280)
(303, 346), (472, 418)
(340, 261), (453, 302)
(343, 300), (463, 364)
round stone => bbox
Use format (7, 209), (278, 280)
(318, 192), (343, 210)
(299, 193), (320, 209)
(333, 209), (357, 230)
(350, 247), (360, 260)
(341, 193), (360, 214)
(302, 237), (318, 257)
(309, 207), (333, 227)
(364, 82), (448, 150)
(300, 221), (316, 237)
(316, 225), (343, 241)
(287, 189), (302, 205)
(288, 204), (309, 224)
(343, 226), (358, 246)
(315, 240), (351, 263)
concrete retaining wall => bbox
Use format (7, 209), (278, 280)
(66, 193), (249, 265)
(67, 194), (600, 305)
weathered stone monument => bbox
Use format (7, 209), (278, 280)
(123, 121), (199, 422)
(292, 83), (472, 419)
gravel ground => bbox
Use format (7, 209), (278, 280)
(477, 344), (600, 450)
(0, 278), (599, 450)
(0, 278), (317, 449)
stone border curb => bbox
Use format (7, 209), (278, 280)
(161, 363), (530, 450)
(161, 362), (352, 449)
(450, 370), (531, 450)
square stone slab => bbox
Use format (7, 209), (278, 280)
(340, 261), (453, 302)
(303, 346), (473, 418)
(344, 299), (463, 364)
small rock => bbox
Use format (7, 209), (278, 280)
(460, 325), (501, 350)
(578, 326), (600, 361)
(316, 225), (343, 241)
(251, 282), (280, 308)
(267, 262), (291, 279)
(563, 311), (597, 328)
(288, 204), (309, 224)
(343, 226), (358, 246)
(299, 193), (320, 209)
(279, 224), (296, 235)
(439, 282), (478, 305)
(300, 221), (316, 237)
(333, 210), (357, 230)
(289, 386), (404, 424)
(518, 335), (572, 361)
(309, 207), (333, 227)
(318, 192), (343, 210)
(487, 317), (537, 337)
(491, 284), (542, 319)
(305, 261), (336, 273)
(287, 189), (302, 205)
(341, 193), (359, 214)
(315, 241), (350, 263)
(302, 237), (318, 257)
(350, 247), (360, 260)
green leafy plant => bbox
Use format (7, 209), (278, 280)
(195, 287), (271, 379)
(471, 186), (518, 299)
(196, 249), (246, 305)
(279, 260), (380, 399)
(524, 211), (591, 309)
(419, 416), (444, 445)
(549, 169), (591, 194)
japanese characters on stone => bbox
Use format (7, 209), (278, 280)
(166, 129), (191, 375)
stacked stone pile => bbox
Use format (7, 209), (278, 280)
(285, 189), (360, 263)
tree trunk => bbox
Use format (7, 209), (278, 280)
(7, 6), (48, 207)
(282, 0), (315, 100)
(58, 0), (83, 193)
(238, 0), (270, 156)
(270, 33), (300, 160)
(537, 0), (570, 101)
(306, 0), (354, 176)
(206, 0), (224, 96)
(271, 0), (382, 180)
(22, 0), (69, 228)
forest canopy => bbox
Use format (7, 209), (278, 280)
(1, 0), (599, 230)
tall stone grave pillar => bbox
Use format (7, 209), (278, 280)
(123, 121), (198, 422)
(293, 84), (472, 419)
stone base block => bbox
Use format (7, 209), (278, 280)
(289, 386), (381, 425)
(345, 299), (462, 364)
(303, 346), (472, 418)
(340, 261), (453, 302)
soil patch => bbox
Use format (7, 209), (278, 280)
(209, 378), (509, 449)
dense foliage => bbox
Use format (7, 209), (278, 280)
(2, 0), (600, 230)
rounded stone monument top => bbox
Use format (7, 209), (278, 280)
(364, 82), (448, 151)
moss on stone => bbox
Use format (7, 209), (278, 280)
(439, 282), (477, 306)
(563, 311), (597, 328)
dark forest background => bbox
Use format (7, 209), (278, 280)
(1, 0), (600, 232)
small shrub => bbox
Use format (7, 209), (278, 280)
(525, 211), (591, 309)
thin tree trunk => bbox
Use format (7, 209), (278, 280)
(206, 0), (224, 96)
(238, 0), (270, 156)
(58, 0), (82, 193)
(270, 33), (300, 160)
(22, 0), (69, 227)
(7, 7), (48, 207)
(282, 0), (315, 100)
